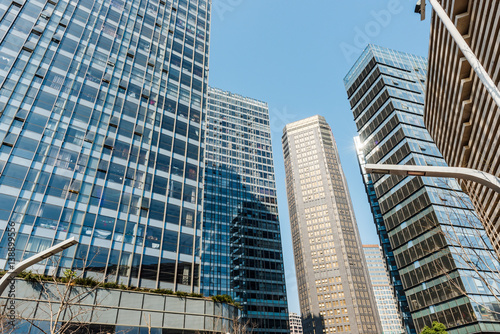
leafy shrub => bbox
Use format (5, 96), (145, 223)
(151, 288), (174, 295)
(211, 294), (234, 304)
(73, 277), (99, 287)
(102, 282), (120, 289)
(189, 292), (204, 298)
(19, 271), (38, 282)
(175, 291), (188, 297)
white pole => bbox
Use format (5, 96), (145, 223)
(428, 0), (500, 110)
(0, 237), (78, 295)
(364, 164), (500, 194)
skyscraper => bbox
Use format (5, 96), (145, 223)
(0, 0), (210, 293)
(424, 0), (500, 256)
(363, 244), (404, 334)
(282, 115), (382, 334)
(202, 87), (289, 333)
(346, 44), (500, 333)
(290, 312), (304, 334)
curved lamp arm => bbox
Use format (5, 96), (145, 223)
(0, 237), (78, 296)
(365, 164), (500, 194)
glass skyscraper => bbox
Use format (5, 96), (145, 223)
(346, 44), (500, 333)
(202, 87), (289, 333)
(355, 135), (414, 334)
(0, 0), (210, 292)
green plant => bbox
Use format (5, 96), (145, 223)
(19, 271), (38, 282)
(64, 269), (76, 280)
(420, 321), (448, 334)
(189, 292), (204, 298)
(40, 275), (52, 282)
(60, 269), (77, 283)
(73, 277), (99, 287)
(175, 291), (188, 297)
(151, 288), (174, 295)
(211, 294), (235, 304)
(102, 282), (120, 289)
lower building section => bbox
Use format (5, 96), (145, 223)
(2, 279), (237, 334)
(356, 140), (416, 334)
(363, 245), (404, 334)
(6, 324), (229, 334)
(202, 165), (289, 332)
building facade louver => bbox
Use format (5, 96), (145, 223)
(424, 0), (500, 258)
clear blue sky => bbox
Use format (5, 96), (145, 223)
(208, 0), (431, 314)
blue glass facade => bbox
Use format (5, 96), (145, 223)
(0, 0), (210, 292)
(356, 136), (415, 334)
(346, 45), (500, 333)
(202, 87), (289, 333)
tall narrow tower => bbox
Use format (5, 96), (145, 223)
(282, 116), (382, 334)
(202, 87), (289, 333)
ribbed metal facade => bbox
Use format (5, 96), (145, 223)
(424, 0), (500, 256)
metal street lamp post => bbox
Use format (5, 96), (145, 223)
(364, 164), (500, 194)
(0, 237), (78, 295)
